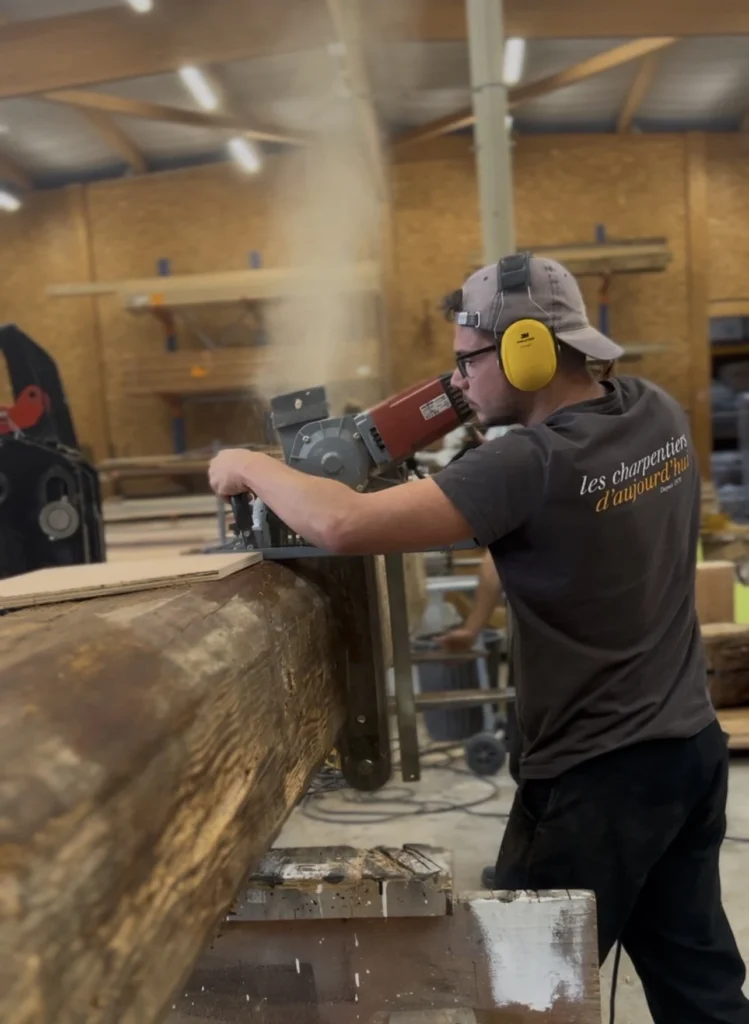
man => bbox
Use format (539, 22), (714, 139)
(209, 254), (748, 1022)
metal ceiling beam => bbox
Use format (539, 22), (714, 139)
(76, 108), (148, 174)
(395, 37), (675, 150)
(616, 48), (671, 133)
(40, 90), (304, 147)
(0, 151), (33, 191)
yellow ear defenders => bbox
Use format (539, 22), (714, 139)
(492, 253), (559, 392)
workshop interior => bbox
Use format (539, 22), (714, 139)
(1, 2), (749, 1023)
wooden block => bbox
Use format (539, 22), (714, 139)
(702, 622), (749, 708)
(695, 561), (735, 625)
(0, 552), (260, 609)
(233, 845), (452, 921)
(167, 890), (600, 1023)
(718, 707), (749, 751)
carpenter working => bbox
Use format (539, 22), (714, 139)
(208, 253), (749, 1022)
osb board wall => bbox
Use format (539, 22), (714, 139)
(84, 160), (291, 457)
(706, 134), (749, 304)
(0, 186), (108, 459)
(391, 134), (692, 410)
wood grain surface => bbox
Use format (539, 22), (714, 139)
(0, 561), (349, 1024)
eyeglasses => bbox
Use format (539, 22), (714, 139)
(455, 344), (497, 379)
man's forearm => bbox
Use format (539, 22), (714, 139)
(463, 549), (502, 634)
(239, 454), (359, 550)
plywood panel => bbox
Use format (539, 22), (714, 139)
(392, 134), (691, 410)
(0, 186), (107, 457)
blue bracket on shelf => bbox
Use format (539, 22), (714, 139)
(158, 257), (177, 351)
(595, 224), (611, 338)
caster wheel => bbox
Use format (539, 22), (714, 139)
(464, 732), (506, 777)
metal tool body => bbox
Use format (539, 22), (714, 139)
(225, 373), (473, 788)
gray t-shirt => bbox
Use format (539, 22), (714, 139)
(434, 376), (715, 779)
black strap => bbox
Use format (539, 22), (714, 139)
(497, 251), (531, 293)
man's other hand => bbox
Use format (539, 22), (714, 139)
(437, 626), (479, 651)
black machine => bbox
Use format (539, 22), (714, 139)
(0, 324), (105, 580)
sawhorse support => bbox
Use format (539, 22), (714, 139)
(166, 846), (601, 1023)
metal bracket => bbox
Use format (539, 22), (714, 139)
(385, 552), (420, 783)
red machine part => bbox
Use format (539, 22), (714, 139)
(0, 385), (50, 434)
(366, 375), (471, 464)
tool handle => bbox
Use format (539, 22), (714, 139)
(230, 493), (253, 545)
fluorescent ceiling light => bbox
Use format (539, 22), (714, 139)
(228, 137), (261, 174)
(503, 37), (526, 86)
(179, 65), (219, 112)
(126, 0), (153, 12)
(0, 190), (21, 212)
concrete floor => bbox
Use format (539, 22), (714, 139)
(277, 746), (749, 1023)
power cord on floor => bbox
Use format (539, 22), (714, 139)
(301, 742), (510, 826)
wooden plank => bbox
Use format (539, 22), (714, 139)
(510, 37), (676, 107)
(0, 560), (350, 1024)
(718, 707), (749, 751)
(395, 38), (675, 150)
(0, 552), (259, 609)
(709, 298), (749, 318)
(369, 0), (749, 40)
(42, 89), (302, 146)
(47, 261), (382, 301)
(75, 107), (148, 173)
(617, 49), (668, 133)
(232, 844), (453, 921)
(166, 890), (600, 1022)
(685, 131), (712, 476)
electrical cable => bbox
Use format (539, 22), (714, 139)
(609, 939), (622, 1024)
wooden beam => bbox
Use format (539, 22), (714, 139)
(0, 0), (745, 104)
(509, 37), (676, 107)
(396, 38), (675, 149)
(0, 560), (351, 1024)
(41, 89), (303, 146)
(617, 49), (668, 132)
(369, 0), (749, 41)
(0, 0), (331, 102)
(324, 0), (387, 201)
(685, 131), (712, 476)
(77, 108), (148, 174)
(0, 150), (33, 191)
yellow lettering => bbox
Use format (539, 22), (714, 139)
(596, 490), (610, 512)
(613, 489), (624, 507)
(636, 481), (645, 496)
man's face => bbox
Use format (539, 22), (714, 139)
(450, 326), (520, 425)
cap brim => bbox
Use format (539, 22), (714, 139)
(556, 325), (625, 362)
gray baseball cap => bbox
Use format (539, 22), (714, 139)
(459, 255), (625, 362)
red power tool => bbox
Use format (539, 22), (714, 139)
(230, 373), (472, 550)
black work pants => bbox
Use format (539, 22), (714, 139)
(494, 720), (749, 1023)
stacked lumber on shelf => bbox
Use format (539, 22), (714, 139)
(46, 262), (383, 308)
(117, 338), (381, 396)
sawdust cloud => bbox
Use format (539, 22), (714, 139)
(249, 15), (380, 414)
(251, 0), (429, 417)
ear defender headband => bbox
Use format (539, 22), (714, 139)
(492, 252), (559, 392)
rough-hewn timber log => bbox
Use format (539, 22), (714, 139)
(0, 560), (352, 1024)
